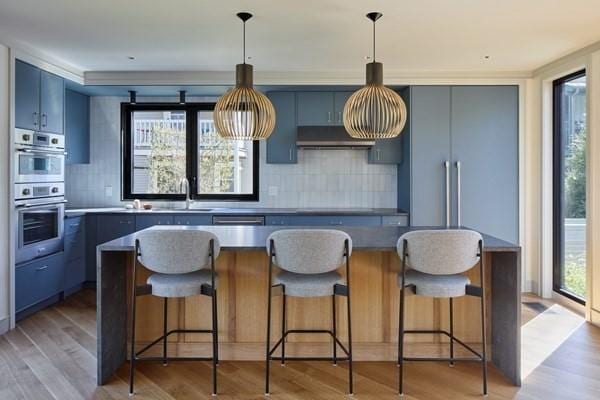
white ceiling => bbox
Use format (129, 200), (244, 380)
(0, 0), (599, 75)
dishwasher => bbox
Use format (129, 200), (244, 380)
(212, 215), (265, 226)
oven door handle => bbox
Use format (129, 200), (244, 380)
(16, 148), (67, 156)
(16, 200), (68, 209)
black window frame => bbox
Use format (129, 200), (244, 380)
(122, 102), (260, 202)
(552, 69), (586, 305)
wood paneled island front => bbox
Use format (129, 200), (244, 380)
(96, 225), (521, 387)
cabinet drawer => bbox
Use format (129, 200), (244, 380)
(266, 215), (381, 226)
(173, 215), (212, 226)
(381, 215), (409, 226)
(64, 257), (86, 291)
(65, 216), (84, 235)
(65, 232), (85, 261)
(135, 215), (174, 230)
(15, 252), (65, 312)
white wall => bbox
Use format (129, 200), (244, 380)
(65, 96), (399, 209)
(0, 43), (10, 333)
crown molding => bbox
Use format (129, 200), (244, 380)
(533, 39), (600, 78)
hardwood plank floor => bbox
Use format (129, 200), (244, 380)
(0, 289), (598, 399)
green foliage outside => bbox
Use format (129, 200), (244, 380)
(146, 125), (235, 194)
(147, 126), (186, 194)
(565, 128), (586, 218)
(564, 252), (586, 298)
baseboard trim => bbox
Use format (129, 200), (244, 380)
(0, 316), (9, 334)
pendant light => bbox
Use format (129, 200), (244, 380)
(343, 12), (407, 139)
(214, 12), (276, 140)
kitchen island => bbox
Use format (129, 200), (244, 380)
(96, 225), (521, 387)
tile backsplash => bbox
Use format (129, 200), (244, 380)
(65, 96), (397, 209)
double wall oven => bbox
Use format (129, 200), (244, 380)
(14, 128), (66, 264)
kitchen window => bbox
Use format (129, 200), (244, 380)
(122, 103), (259, 201)
(553, 70), (587, 304)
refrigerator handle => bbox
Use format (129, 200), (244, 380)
(456, 161), (461, 227)
(444, 161), (450, 227)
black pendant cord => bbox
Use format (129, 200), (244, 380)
(372, 18), (376, 62)
(243, 19), (246, 64)
(236, 12), (253, 65)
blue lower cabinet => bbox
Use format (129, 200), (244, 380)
(63, 258), (86, 291)
(15, 252), (65, 313)
(173, 215), (212, 225)
(97, 215), (135, 244)
(135, 215), (174, 230)
(266, 215), (381, 226)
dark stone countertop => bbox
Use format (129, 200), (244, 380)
(66, 207), (408, 218)
(97, 225), (519, 253)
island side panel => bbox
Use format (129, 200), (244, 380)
(97, 250), (131, 385)
(491, 250), (522, 386)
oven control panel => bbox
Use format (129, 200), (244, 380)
(15, 182), (65, 200)
(15, 128), (65, 150)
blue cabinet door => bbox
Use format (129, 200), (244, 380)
(173, 215), (212, 225)
(266, 92), (297, 164)
(65, 89), (90, 164)
(450, 86), (519, 243)
(333, 91), (353, 126)
(15, 252), (65, 312)
(410, 86), (452, 226)
(40, 70), (64, 134)
(15, 60), (41, 130)
(135, 215), (174, 230)
(96, 215), (135, 244)
(266, 215), (381, 226)
(297, 92), (334, 125)
(368, 89), (410, 164)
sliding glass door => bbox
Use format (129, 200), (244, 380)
(553, 70), (587, 303)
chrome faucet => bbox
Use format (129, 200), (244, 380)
(180, 177), (193, 209)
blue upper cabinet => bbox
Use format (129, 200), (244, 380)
(65, 89), (90, 164)
(15, 60), (64, 134)
(368, 88), (409, 164)
(333, 92), (353, 126)
(297, 92), (335, 125)
(266, 92), (297, 164)
(15, 60), (41, 131)
(40, 70), (64, 134)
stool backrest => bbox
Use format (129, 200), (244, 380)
(267, 229), (352, 274)
(136, 229), (220, 274)
(397, 229), (482, 275)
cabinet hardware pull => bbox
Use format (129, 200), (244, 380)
(330, 221), (343, 225)
(455, 161), (461, 227)
(338, 111), (342, 123)
(36, 265), (48, 271)
(33, 112), (38, 126)
(42, 113), (47, 127)
(444, 161), (450, 227)
(289, 148), (292, 161)
(328, 111), (332, 123)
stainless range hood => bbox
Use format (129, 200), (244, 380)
(296, 126), (375, 149)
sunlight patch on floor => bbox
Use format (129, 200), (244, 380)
(521, 304), (584, 379)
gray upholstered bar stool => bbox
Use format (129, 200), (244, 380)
(397, 229), (487, 396)
(265, 229), (353, 396)
(129, 229), (220, 396)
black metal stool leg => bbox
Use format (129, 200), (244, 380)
(214, 290), (219, 366)
(346, 290), (353, 395)
(163, 297), (168, 366)
(398, 286), (405, 396)
(332, 294), (337, 366)
(211, 288), (218, 396)
(449, 297), (454, 367)
(281, 287), (286, 366)
(265, 285), (273, 395)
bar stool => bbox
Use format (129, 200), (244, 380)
(397, 229), (487, 396)
(129, 229), (220, 396)
(265, 229), (353, 396)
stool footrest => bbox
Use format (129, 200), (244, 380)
(135, 328), (214, 358)
(271, 356), (350, 362)
(268, 328), (351, 358)
(135, 356), (214, 362)
(403, 329), (484, 360)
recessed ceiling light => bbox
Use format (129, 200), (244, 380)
(365, 56), (372, 60)
(128, 56), (136, 60)
(484, 55), (491, 60)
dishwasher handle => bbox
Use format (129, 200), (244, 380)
(212, 216), (265, 226)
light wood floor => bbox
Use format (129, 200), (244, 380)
(1, 290), (599, 400)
